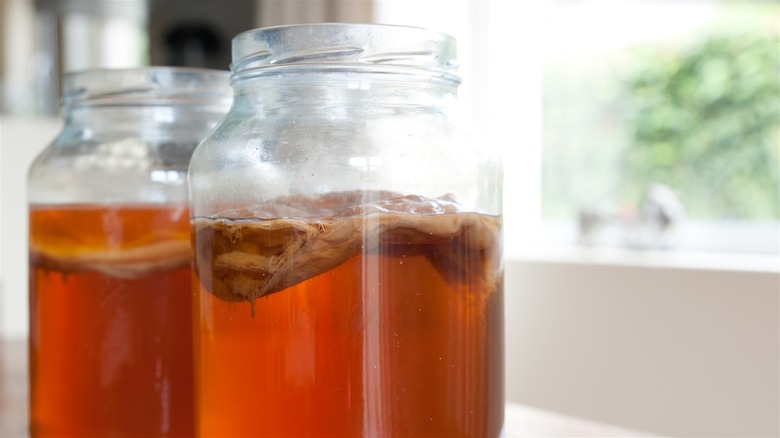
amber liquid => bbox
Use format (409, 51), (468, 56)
(29, 205), (194, 437)
(193, 209), (504, 437)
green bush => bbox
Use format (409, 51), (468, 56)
(542, 6), (779, 220)
(622, 28), (779, 219)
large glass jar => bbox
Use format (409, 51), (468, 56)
(190, 24), (503, 437)
(28, 67), (231, 437)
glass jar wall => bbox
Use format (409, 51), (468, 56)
(27, 67), (231, 437)
(189, 24), (503, 437)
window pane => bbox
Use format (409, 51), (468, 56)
(542, 1), (779, 225)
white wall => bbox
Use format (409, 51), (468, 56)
(505, 253), (780, 437)
(0, 117), (62, 339)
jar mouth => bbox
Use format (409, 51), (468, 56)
(230, 23), (461, 84)
(62, 67), (232, 108)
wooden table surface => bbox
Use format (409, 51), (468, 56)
(1, 339), (655, 437)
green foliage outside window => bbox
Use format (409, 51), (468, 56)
(622, 26), (779, 219)
(542, 5), (779, 220)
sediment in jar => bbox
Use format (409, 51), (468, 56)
(193, 191), (502, 305)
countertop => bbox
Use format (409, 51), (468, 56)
(1, 339), (654, 437)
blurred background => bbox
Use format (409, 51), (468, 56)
(1, 1), (778, 437)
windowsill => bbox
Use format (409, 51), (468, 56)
(505, 242), (780, 274)
(505, 218), (779, 274)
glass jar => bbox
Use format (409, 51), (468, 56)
(190, 24), (503, 437)
(28, 67), (231, 437)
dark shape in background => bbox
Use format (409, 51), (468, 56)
(32, 0), (256, 114)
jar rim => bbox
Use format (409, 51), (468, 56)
(230, 23), (461, 84)
(62, 67), (232, 108)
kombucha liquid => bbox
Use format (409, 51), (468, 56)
(192, 193), (504, 437)
(29, 205), (194, 437)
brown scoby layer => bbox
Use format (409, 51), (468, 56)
(194, 191), (502, 304)
(30, 240), (192, 279)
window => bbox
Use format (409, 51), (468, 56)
(395, 0), (779, 255)
(537, 0), (779, 254)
